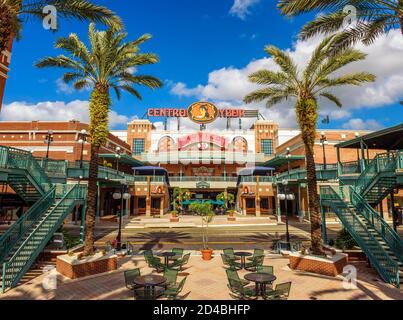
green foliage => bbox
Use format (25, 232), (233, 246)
(0, 0), (122, 52)
(243, 35), (374, 254)
(189, 202), (215, 249)
(172, 187), (191, 213)
(89, 87), (110, 147)
(216, 192), (235, 210)
(278, 0), (403, 49)
(335, 228), (357, 250)
(61, 228), (80, 250)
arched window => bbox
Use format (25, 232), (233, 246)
(232, 137), (248, 152)
(158, 136), (176, 152)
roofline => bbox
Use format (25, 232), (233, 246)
(335, 123), (403, 149)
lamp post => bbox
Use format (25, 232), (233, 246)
(44, 130), (54, 159)
(320, 132), (327, 170)
(113, 184), (130, 251)
(115, 146), (122, 175)
(278, 179), (295, 251)
(286, 147), (291, 174)
(77, 129), (88, 169)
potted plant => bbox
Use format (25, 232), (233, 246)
(170, 210), (179, 223)
(189, 202), (215, 260)
(217, 191), (235, 221)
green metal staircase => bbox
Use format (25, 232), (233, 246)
(0, 146), (52, 204)
(1, 184), (86, 292)
(354, 151), (400, 205)
(0, 146), (87, 292)
(321, 186), (401, 288)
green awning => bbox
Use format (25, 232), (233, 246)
(263, 155), (305, 168)
(99, 153), (144, 167)
(335, 123), (403, 150)
(182, 200), (225, 205)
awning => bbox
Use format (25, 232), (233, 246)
(182, 200), (225, 205)
(99, 154), (144, 167)
(132, 166), (170, 185)
(263, 155), (305, 168)
(335, 123), (403, 150)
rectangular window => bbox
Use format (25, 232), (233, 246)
(261, 139), (273, 156)
(133, 138), (145, 155)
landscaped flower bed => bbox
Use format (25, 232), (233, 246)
(56, 252), (117, 279)
(289, 252), (348, 277)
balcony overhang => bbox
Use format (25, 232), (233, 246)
(99, 153), (144, 167)
(263, 155), (305, 168)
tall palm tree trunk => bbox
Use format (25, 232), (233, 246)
(83, 144), (99, 255)
(83, 85), (110, 256)
(0, 3), (13, 54)
(297, 98), (323, 255)
(399, 0), (403, 35)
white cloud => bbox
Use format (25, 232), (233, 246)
(0, 100), (129, 129)
(56, 78), (75, 94)
(342, 118), (383, 130)
(170, 30), (403, 128)
(230, 0), (260, 20)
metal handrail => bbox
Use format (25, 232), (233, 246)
(321, 186), (400, 288)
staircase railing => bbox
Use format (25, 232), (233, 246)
(0, 146), (52, 191)
(0, 187), (56, 263)
(321, 185), (400, 288)
(1, 184), (86, 292)
(349, 186), (403, 264)
(355, 152), (398, 195)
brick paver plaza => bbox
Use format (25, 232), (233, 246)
(1, 252), (402, 300)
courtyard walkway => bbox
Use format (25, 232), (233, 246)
(0, 251), (402, 300)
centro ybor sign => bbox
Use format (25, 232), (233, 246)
(147, 101), (247, 124)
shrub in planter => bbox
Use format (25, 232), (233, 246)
(335, 229), (357, 250)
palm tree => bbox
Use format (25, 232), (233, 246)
(243, 34), (375, 254)
(36, 24), (162, 256)
(278, 0), (403, 49)
(0, 0), (122, 53)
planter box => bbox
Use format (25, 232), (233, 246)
(289, 252), (348, 277)
(227, 216), (236, 222)
(170, 217), (179, 222)
(56, 252), (117, 279)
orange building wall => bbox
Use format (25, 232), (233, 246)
(127, 120), (153, 158)
(276, 130), (384, 165)
(0, 37), (13, 110)
(0, 120), (131, 162)
(254, 120), (278, 159)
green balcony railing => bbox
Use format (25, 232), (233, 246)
(321, 185), (400, 288)
(240, 176), (274, 183)
(339, 161), (361, 175)
(170, 176), (238, 183)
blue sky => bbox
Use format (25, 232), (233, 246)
(2, 0), (403, 130)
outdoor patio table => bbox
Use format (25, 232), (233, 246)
(244, 273), (277, 298)
(234, 252), (253, 269)
(133, 275), (166, 300)
(158, 252), (176, 267)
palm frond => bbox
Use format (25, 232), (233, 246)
(320, 91), (342, 108)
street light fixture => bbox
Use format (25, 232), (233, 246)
(285, 147), (291, 175)
(320, 132), (327, 170)
(44, 130), (54, 159)
(278, 179), (295, 250)
(115, 146), (122, 175)
(77, 129), (88, 169)
(113, 184), (130, 251)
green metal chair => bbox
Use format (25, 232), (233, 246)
(256, 265), (274, 275)
(226, 269), (250, 287)
(164, 276), (188, 300)
(227, 278), (256, 300)
(265, 282), (292, 300)
(171, 248), (184, 261)
(164, 269), (179, 287)
(245, 255), (264, 271)
(143, 250), (161, 267)
(170, 253), (191, 271)
(223, 248), (241, 261)
(247, 248), (265, 261)
(221, 254), (241, 270)
(124, 268), (141, 290)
